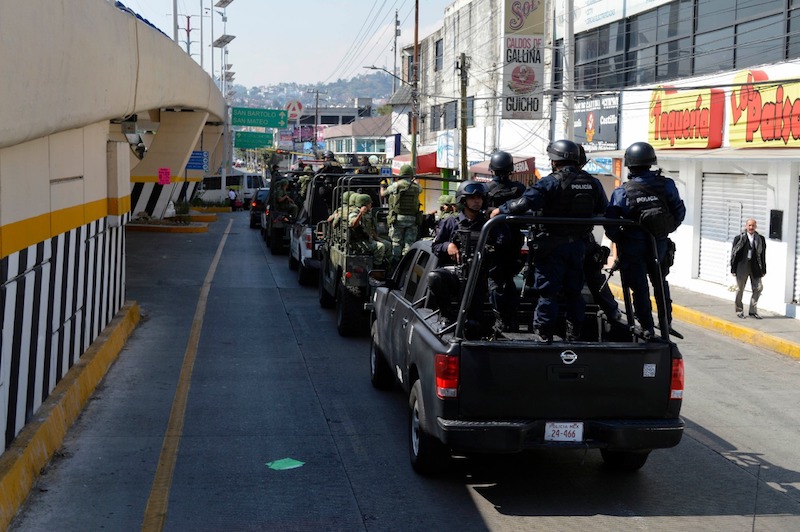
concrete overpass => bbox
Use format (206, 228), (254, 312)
(0, 0), (227, 454)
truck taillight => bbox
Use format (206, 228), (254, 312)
(670, 358), (684, 399)
(435, 354), (459, 399)
(304, 231), (313, 250)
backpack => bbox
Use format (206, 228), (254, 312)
(623, 179), (675, 238)
(388, 179), (421, 223)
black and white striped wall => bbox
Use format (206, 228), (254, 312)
(130, 181), (199, 218)
(0, 213), (129, 450)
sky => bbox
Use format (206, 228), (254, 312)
(124, 0), (455, 88)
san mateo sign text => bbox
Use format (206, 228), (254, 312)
(231, 107), (288, 128)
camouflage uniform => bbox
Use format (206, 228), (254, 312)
(348, 194), (389, 267)
(274, 179), (298, 218)
(382, 165), (422, 261)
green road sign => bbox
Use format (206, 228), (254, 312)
(234, 132), (274, 149)
(231, 107), (288, 128)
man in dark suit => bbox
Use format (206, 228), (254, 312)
(730, 218), (767, 319)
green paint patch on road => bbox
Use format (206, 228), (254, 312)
(266, 458), (305, 470)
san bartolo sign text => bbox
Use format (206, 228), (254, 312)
(648, 86), (724, 149)
(729, 70), (800, 147)
(502, 0), (545, 120)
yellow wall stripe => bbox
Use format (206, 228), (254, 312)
(0, 196), (131, 259)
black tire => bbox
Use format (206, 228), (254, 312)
(249, 215), (258, 228)
(370, 326), (393, 390)
(261, 226), (267, 241)
(265, 224), (272, 247)
(270, 227), (283, 255)
(298, 261), (315, 286)
(318, 261), (335, 308)
(288, 250), (299, 270)
(600, 449), (650, 471)
(408, 380), (449, 475)
(336, 283), (361, 337)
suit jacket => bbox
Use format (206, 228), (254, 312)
(730, 231), (766, 277)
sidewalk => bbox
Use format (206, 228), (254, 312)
(624, 284), (800, 360)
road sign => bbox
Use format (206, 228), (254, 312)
(231, 107), (288, 128)
(286, 100), (303, 121)
(186, 150), (209, 171)
(234, 132), (274, 150)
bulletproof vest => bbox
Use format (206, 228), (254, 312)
(544, 169), (596, 218)
(389, 179), (421, 216)
(623, 178), (674, 238)
(486, 178), (525, 208)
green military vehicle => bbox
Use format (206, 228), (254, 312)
(317, 174), (388, 336)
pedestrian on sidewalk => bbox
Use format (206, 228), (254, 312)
(730, 218), (766, 319)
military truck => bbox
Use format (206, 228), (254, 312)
(316, 174), (388, 336)
(288, 172), (338, 285)
(264, 173), (301, 254)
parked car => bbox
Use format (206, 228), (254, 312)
(249, 187), (270, 228)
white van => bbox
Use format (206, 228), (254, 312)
(197, 169), (266, 205)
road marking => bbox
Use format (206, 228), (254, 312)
(141, 219), (232, 531)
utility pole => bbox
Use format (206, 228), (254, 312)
(179, 15), (198, 57)
(563, 0), (575, 141)
(307, 88), (327, 151)
(173, 0), (178, 41)
(393, 10), (400, 93)
(458, 53), (470, 179)
(411, 0), (419, 172)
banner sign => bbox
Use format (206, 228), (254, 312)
(502, 0), (545, 120)
(729, 69), (800, 147)
(572, 95), (619, 151)
(158, 167), (171, 185)
(231, 107), (287, 128)
(234, 132), (274, 149)
(648, 86), (725, 149)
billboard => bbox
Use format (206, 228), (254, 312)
(502, 0), (546, 120)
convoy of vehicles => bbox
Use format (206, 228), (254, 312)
(288, 173), (334, 286)
(369, 216), (684, 475)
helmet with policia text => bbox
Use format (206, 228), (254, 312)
(546, 139), (581, 164)
(578, 144), (588, 167)
(455, 180), (488, 205)
(488, 150), (514, 175)
(624, 141), (657, 168)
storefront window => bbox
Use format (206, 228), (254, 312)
(694, 27), (734, 75)
(736, 15), (784, 68)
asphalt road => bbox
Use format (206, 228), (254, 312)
(10, 212), (800, 531)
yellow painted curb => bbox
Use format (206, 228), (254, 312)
(188, 213), (217, 223)
(126, 223), (208, 233)
(0, 301), (140, 530)
(191, 206), (230, 213)
(609, 285), (800, 360)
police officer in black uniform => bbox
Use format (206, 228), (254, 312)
(490, 139), (607, 342)
(485, 150), (527, 332)
(428, 181), (489, 333)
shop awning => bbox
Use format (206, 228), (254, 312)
(391, 151), (438, 175)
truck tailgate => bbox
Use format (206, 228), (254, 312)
(457, 340), (676, 420)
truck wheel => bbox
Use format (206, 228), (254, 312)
(370, 326), (393, 390)
(288, 250), (299, 270)
(408, 380), (448, 475)
(600, 449), (650, 471)
(298, 261), (315, 286)
(270, 227), (283, 255)
(318, 265), (335, 308)
(336, 284), (361, 337)
(265, 225), (272, 246)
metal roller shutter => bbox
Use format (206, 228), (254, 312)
(699, 173), (768, 286)
(793, 178), (800, 302)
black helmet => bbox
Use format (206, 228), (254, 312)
(624, 142), (657, 167)
(455, 180), (487, 205)
(489, 151), (514, 175)
(546, 139), (581, 164)
(323, 150), (335, 160)
(578, 144), (587, 167)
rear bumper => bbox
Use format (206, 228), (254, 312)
(437, 417), (684, 453)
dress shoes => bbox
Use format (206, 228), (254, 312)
(749, 312), (762, 319)
(737, 312), (747, 319)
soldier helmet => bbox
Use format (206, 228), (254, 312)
(546, 139), (581, 164)
(489, 150), (514, 175)
(368, 155), (379, 165)
(624, 141), (657, 168)
(456, 180), (487, 205)
(354, 193), (373, 208)
(323, 150), (335, 160)
(341, 191), (351, 206)
(437, 194), (450, 206)
(349, 192), (359, 206)
(399, 164), (414, 177)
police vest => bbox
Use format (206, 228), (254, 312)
(486, 179), (525, 208)
(389, 179), (421, 216)
(543, 169), (597, 236)
(623, 178), (675, 238)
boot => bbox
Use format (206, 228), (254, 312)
(565, 320), (582, 341)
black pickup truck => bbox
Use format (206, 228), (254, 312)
(369, 215), (685, 475)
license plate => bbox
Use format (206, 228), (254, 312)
(544, 421), (584, 442)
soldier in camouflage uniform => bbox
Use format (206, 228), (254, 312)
(348, 193), (389, 267)
(380, 164), (422, 262)
(273, 178), (298, 220)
